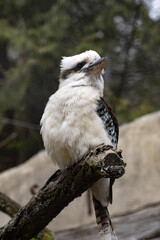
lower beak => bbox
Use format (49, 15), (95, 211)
(82, 57), (107, 74)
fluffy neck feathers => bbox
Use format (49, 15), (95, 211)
(59, 74), (104, 97)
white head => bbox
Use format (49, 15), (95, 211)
(59, 50), (107, 96)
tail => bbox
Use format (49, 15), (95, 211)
(92, 196), (118, 240)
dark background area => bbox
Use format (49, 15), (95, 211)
(0, 0), (160, 172)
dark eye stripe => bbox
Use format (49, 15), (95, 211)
(60, 69), (73, 80)
(60, 61), (86, 79)
(75, 61), (86, 71)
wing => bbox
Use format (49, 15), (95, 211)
(97, 97), (119, 150)
(97, 97), (119, 204)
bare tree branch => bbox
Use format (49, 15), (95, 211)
(0, 192), (55, 240)
(113, 2), (143, 111)
(0, 192), (21, 218)
(0, 144), (125, 240)
(0, 133), (17, 149)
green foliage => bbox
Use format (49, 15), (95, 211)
(0, 0), (160, 171)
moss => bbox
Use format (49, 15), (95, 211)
(35, 228), (55, 240)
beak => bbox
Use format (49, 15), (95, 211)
(82, 57), (107, 74)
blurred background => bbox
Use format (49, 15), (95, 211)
(0, 0), (160, 172)
(0, 1), (160, 239)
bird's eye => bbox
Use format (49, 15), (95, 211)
(76, 62), (85, 71)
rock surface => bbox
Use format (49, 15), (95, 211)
(0, 111), (160, 231)
(111, 111), (160, 215)
(56, 202), (160, 240)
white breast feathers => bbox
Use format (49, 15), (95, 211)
(40, 85), (112, 169)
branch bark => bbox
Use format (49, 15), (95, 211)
(0, 192), (21, 218)
(0, 192), (55, 240)
(0, 144), (125, 240)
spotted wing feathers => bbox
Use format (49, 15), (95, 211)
(97, 97), (119, 204)
(97, 97), (119, 150)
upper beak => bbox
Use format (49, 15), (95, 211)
(82, 57), (107, 74)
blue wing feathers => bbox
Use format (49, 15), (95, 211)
(97, 97), (119, 150)
(97, 97), (119, 204)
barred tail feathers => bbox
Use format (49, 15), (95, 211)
(92, 196), (118, 240)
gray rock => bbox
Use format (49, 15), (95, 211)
(111, 111), (160, 215)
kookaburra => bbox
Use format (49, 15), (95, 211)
(40, 50), (119, 240)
